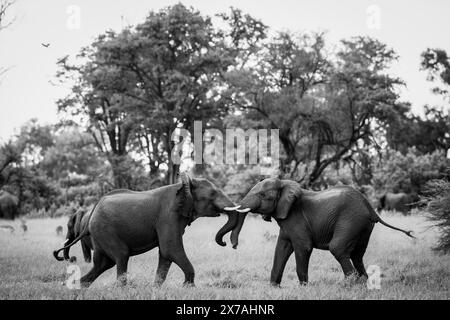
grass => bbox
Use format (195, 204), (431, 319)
(0, 212), (449, 299)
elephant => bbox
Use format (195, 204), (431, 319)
(53, 174), (239, 287)
(216, 178), (414, 285)
(61, 207), (93, 263)
(378, 192), (417, 214)
(0, 190), (19, 220)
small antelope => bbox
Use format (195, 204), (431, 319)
(56, 225), (63, 236)
(20, 219), (27, 234)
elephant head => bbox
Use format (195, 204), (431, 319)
(216, 178), (302, 248)
(61, 208), (86, 261)
(177, 173), (240, 246)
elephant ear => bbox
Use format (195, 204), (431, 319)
(274, 180), (302, 220)
(175, 173), (194, 218)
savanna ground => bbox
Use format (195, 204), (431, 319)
(0, 212), (449, 299)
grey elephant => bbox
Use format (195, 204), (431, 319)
(0, 190), (19, 220)
(61, 207), (93, 263)
(379, 192), (416, 214)
(217, 178), (414, 285)
(54, 174), (238, 287)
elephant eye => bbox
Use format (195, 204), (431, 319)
(260, 192), (266, 198)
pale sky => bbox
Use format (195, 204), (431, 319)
(0, 0), (449, 141)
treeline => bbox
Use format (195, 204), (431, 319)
(0, 3), (449, 215)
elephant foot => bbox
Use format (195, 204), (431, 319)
(298, 281), (308, 286)
(79, 281), (91, 288)
(342, 273), (361, 286)
(183, 281), (195, 288)
(270, 281), (281, 288)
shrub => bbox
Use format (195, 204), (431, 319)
(423, 178), (450, 253)
(373, 148), (449, 195)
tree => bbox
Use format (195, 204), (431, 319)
(423, 178), (450, 253)
(0, 0), (15, 79)
(224, 35), (403, 186)
(384, 105), (450, 154)
(421, 48), (450, 100)
(40, 127), (106, 180)
(379, 48), (450, 156)
(57, 4), (243, 186)
(0, 0), (14, 30)
(372, 148), (450, 195)
(0, 120), (57, 212)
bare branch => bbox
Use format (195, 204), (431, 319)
(0, 0), (16, 31)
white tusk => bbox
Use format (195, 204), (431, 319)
(224, 205), (241, 211)
(63, 239), (69, 245)
(236, 208), (251, 213)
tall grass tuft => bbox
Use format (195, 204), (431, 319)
(423, 178), (450, 253)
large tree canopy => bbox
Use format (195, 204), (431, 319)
(223, 35), (404, 186)
(57, 4), (264, 186)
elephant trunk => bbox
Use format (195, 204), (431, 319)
(223, 194), (260, 249)
(215, 211), (239, 247)
(230, 212), (248, 249)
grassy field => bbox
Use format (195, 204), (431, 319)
(0, 212), (449, 299)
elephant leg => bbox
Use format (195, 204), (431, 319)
(116, 255), (130, 286)
(270, 236), (293, 286)
(158, 228), (195, 286)
(154, 251), (172, 287)
(293, 246), (312, 285)
(94, 232), (130, 286)
(80, 250), (115, 287)
(351, 225), (373, 278)
(329, 240), (357, 278)
(350, 255), (366, 278)
(170, 249), (195, 286)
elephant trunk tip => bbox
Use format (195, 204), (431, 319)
(406, 230), (416, 238)
(53, 249), (64, 261)
(215, 237), (227, 247)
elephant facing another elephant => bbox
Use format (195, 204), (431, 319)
(217, 178), (415, 286)
(54, 174), (239, 287)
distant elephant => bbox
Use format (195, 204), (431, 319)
(54, 174), (238, 287)
(217, 178), (414, 285)
(63, 207), (93, 263)
(0, 190), (19, 220)
(378, 192), (416, 214)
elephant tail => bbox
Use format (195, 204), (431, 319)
(53, 188), (132, 261)
(53, 228), (90, 261)
(372, 211), (415, 238)
(363, 195), (415, 238)
(53, 205), (96, 262)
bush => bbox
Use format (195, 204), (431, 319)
(423, 178), (450, 253)
(26, 202), (80, 219)
(373, 148), (449, 195)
